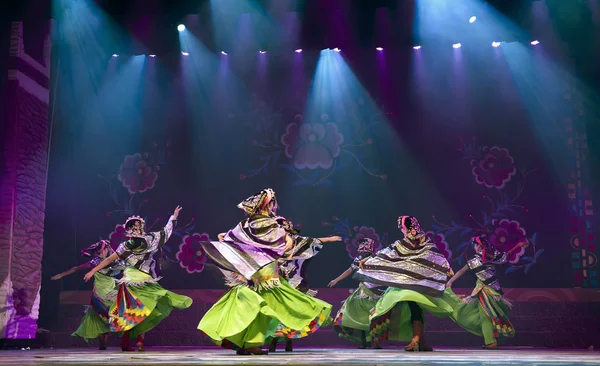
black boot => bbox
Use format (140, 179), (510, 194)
(268, 338), (278, 352)
(285, 339), (293, 352)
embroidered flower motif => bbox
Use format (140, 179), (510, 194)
(345, 226), (383, 258)
(108, 224), (128, 249)
(489, 219), (527, 263)
(118, 153), (159, 194)
(176, 233), (209, 274)
(471, 146), (516, 189)
(426, 231), (452, 259)
(281, 120), (344, 170)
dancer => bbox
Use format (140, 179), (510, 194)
(329, 238), (385, 349)
(198, 188), (339, 355)
(83, 206), (192, 352)
(355, 216), (455, 351)
(269, 216), (323, 352)
(446, 235), (528, 349)
(51, 240), (124, 350)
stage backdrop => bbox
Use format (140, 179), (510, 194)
(41, 39), (598, 296)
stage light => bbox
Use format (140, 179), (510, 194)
(452, 43), (461, 49)
(149, 54), (156, 57)
(333, 48), (341, 52)
(259, 50), (267, 54)
(112, 54), (118, 57)
(181, 51), (189, 56)
(177, 24), (185, 32)
(469, 16), (477, 23)
(376, 47), (384, 51)
(531, 40), (540, 45)
(221, 51), (228, 55)
(295, 49), (303, 53)
(492, 42), (501, 48)
(413, 45), (421, 50)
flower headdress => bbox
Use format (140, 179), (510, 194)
(81, 240), (110, 257)
(399, 215), (425, 240)
(357, 238), (374, 253)
(471, 235), (500, 262)
(237, 188), (277, 215)
(123, 215), (145, 237)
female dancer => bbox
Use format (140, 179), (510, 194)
(329, 238), (385, 349)
(51, 240), (124, 350)
(446, 235), (528, 349)
(355, 216), (455, 352)
(83, 206), (192, 351)
(198, 188), (340, 355)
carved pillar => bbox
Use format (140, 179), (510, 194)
(0, 21), (51, 339)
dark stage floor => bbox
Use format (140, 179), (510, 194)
(0, 347), (598, 365)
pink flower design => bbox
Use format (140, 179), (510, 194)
(117, 153), (159, 194)
(471, 146), (516, 189)
(345, 226), (383, 258)
(489, 219), (527, 263)
(281, 122), (344, 170)
(108, 224), (128, 249)
(426, 231), (452, 259)
(176, 233), (209, 274)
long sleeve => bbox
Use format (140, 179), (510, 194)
(160, 215), (176, 246)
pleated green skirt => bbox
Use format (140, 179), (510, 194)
(333, 283), (380, 343)
(72, 273), (116, 342)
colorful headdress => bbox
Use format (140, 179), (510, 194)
(471, 235), (500, 261)
(81, 240), (110, 257)
(237, 188), (276, 214)
(357, 238), (374, 253)
(123, 215), (146, 237)
(399, 215), (425, 239)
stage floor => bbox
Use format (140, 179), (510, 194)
(0, 347), (598, 365)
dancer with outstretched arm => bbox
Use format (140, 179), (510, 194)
(83, 206), (192, 352)
(52, 240), (124, 350)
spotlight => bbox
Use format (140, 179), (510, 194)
(177, 24), (186, 32)
(149, 54), (156, 57)
(221, 51), (228, 55)
(259, 50), (267, 54)
(452, 43), (461, 49)
(295, 49), (303, 53)
(469, 16), (477, 23)
(413, 45), (421, 50)
(376, 47), (384, 51)
(181, 51), (189, 56)
(112, 54), (118, 57)
(531, 40), (540, 45)
(492, 42), (501, 48)
(333, 48), (341, 52)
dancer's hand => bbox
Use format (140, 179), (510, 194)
(330, 236), (342, 242)
(328, 280), (337, 287)
(173, 205), (183, 220)
(51, 274), (63, 280)
(518, 240), (529, 248)
(218, 233), (225, 242)
(358, 258), (368, 269)
(83, 271), (95, 282)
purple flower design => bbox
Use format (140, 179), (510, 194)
(426, 231), (452, 259)
(471, 146), (516, 189)
(281, 120), (344, 170)
(108, 224), (128, 249)
(176, 233), (209, 274)
(118, 153), (159, 194)
(344, 226), (383, 258)
(489, 219), (527, 263)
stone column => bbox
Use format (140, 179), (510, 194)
(0, 21), (51, 339)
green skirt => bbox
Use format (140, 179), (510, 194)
(333, 283), (380, 343)
(72, 273), (117, 342)
(198, 263), (332, 350)
(446, 285), (515, 340)
(109, 267), (193, 337)
(369, 287), (456, 342)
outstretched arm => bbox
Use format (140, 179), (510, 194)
(83, 252), (119, 282)
(318, 236), (342, 243)
(446, 264), (469, 288)
(51, 262), (93, 280)
(328, 267), (353, 287)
